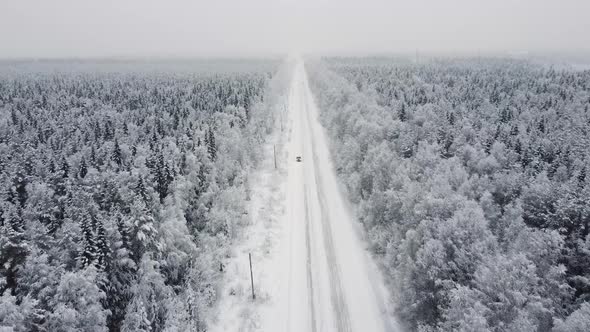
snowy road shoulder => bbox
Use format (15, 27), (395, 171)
(207, 108), (290, 332)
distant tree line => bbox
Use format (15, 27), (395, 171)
(307, 58), (590, 331)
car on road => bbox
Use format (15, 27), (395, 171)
(296, 156), (302, 162)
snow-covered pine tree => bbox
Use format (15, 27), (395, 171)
(0, 204), (29, 294)
(207, 127), (217, 161)
(112, 138), (123, 170)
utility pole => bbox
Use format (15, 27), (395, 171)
(249, 253), (255, 300)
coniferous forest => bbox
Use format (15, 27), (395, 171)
(0, 60), (280, 331)
(307, 57), (590, 331)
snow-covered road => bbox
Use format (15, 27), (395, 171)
(266, 60), (401, 332)
(209, 59), (401, 332)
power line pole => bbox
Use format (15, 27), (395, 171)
(249, 253), (255, 300)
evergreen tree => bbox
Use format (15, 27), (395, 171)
(207, 127), (217, 161)
(112, 138), (123, 169)
(135, 176), (150, 205)
(79, 214), (96, 269)
(90, 145), (97, 167)
(104, 218), (136, 331)
(578, 167), (586, 188)
(155, 153), (169, 203)
(60, 156), (69, 178)
(94, 218), (109, 271)
(448, 110), (455, 125)
(0, 205), (29, 294)
(79, 156), (88, 178)
(399, 103), (407, 122)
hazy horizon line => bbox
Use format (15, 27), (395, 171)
(2, 49), (590, 62)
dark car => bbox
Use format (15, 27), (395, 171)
(296, 156), (302, 162)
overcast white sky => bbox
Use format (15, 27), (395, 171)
(1, 0), (589, 58)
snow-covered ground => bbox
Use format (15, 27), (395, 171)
(210, 59), (401, 332)
(207, 90), (290, 331)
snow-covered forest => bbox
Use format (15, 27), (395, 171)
(0, 59), (282, 331)
(306, 57), (590, 331)
(2, 54), (589, 332)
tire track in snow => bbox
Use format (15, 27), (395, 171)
(303, 181), (318, 332)
(301, 74), (352, 332)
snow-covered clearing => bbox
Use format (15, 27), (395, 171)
(210, 59), (401, 332)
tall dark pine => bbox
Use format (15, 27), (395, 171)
(79, 157), (88, 179)
(399, 103), (407, 122)
(155, 153), (170, 203)
(80, 214), (96, 268)
(197, 164), (207, 195)
(94, 217), (109, 271)
(0, 206), (28, 295)
(448, 111), (455, 125)
(61, 157), (70, 178)
(538, 118), (546, 133)
(112, 139), (123, 170)
(135, 176), (150, 204)
(90, 145), (97, 167)
(207, 127), (217, 161)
